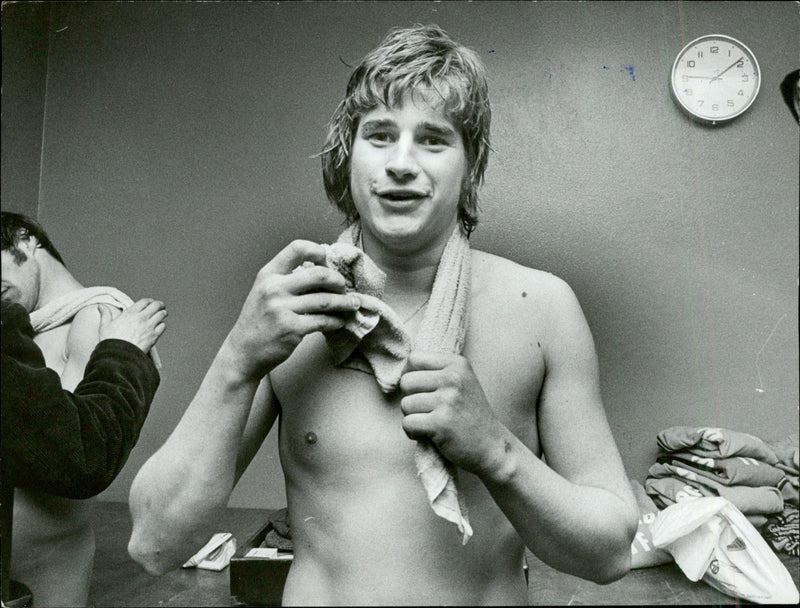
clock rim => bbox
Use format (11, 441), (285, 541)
(670, 34), (761, 124)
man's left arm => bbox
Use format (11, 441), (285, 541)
(399, 276), (638, 584)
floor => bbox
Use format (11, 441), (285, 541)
(87, 501), (799, 606)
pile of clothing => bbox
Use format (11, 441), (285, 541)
(645, 426), (798, 557)
(260, 507), (293, 552)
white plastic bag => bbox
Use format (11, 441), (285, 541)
(651, 496), (798, 604)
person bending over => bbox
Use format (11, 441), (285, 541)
(1, 211), (164, 606)
(128, 24), (637, 605)
(1, 298), (165, 606)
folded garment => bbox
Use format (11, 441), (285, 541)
(657, 453), (786, 488)
(645, 477), (773, 529)
(318, 223), (473, 544)
(656, 427), (780, 465)
(777, 468), (799, 485)
(778, 478), (799, 507)
(262, 529), (293, 552)
(646, 466), (784, 516)
(29, 286), (162, 369)
(763, 506), (799, 556)
(629, 480), (672, 568)
(767, 433), (799, 473)
(647, 473), (716, 506)
(268, 507), (291, 539)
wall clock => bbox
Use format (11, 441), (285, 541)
(670, 34), (761, 125)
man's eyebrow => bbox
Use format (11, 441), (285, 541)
(417, 121), (458, 137)
(360, 118), (395, 131)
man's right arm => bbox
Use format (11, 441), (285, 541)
(127, 240), (361, 575)
(127, 345), (275, 575)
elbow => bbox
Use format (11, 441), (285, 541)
(127, 486), (181, 576)
(127, 490), (214, 576)
(588, 518), (637, 585)
(589, 550), (631, 585)
(128, 531), (178, 576)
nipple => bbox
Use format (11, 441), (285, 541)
(304, 432), (318, 445)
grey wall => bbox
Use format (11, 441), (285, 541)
(1, 1), (50, 219)
(3, 1), (797, 510)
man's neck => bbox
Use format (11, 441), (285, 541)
(34, 254), (84, 311)
(360, 224), (456, 314)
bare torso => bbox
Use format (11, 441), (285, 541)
(270, 250), (551, 605)
(12, 323), (95, 607)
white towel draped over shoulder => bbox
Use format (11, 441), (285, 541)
(29, 286), (162, 369)
(317, 223), (473, 544)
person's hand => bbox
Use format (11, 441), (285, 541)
(398, 351), (511, 478)
(99, 299), (167, 353)
(222, 239), (362, 380)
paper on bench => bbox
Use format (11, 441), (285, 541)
(245, 547), (294, 560)
(182, 532), (237, 571)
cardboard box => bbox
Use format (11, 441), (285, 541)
(229, 521), (292, 606)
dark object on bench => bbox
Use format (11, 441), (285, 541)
(229, 511), (292, 606)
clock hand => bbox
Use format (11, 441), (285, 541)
(710, 56), (743, 82)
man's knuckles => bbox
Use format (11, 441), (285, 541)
(306, 266), (346, 291)
(442, 368), (465, 388)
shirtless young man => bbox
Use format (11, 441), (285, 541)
(1, 212), (165, 606)
(129, 25), (638, 604)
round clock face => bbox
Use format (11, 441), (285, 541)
(670, 35), (761, 124)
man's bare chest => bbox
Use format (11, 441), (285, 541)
(270, 324), (545, 473)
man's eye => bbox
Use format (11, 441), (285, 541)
(421, 136), (447, 147)
(367, 132), (392, 143)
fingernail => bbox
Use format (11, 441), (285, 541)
(351, 296), (361, 308)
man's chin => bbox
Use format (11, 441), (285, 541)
(370, 221), (426, 247)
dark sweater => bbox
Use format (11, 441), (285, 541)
(1, 300), (160, 603)
(1, 300), (160, 497)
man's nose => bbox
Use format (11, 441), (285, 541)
(385, 137), (419, 180)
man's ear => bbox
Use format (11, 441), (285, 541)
(17, 233), (39, 256)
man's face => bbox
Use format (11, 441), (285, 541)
(349, 90), (468, 253)
(1, 240), (41, 312)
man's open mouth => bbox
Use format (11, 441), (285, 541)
(376, 190), (427, 201)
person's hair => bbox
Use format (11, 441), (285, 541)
(321, 24), (492, 235)
(1, 211), (65, 266)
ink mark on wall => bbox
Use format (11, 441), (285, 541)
(621, 64), (636, 81)
(602, 65), (636, 82)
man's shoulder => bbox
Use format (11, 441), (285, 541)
(63, 304), (106, 351)
(470, 249), (572, 300)
(69, 303), (104, 328)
